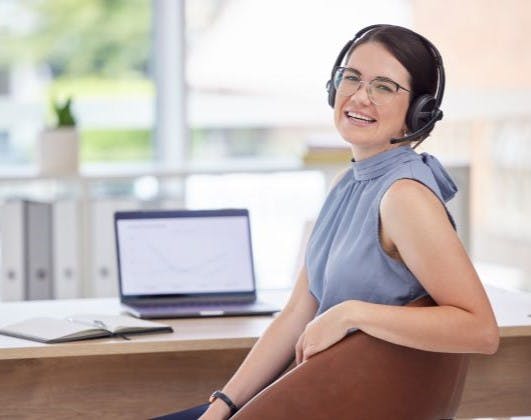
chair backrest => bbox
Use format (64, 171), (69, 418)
(233, 295), (470, 420)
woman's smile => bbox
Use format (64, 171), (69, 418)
(343, 110), (377, 127)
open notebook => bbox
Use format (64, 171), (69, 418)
(0, 314), (173, 343)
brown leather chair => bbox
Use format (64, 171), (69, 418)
(232, 296), (469, 420)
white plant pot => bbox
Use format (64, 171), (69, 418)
(39, 127), (79, 176)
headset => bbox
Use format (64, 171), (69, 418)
(326, 24), (445, 144)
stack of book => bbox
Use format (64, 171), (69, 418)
(302, 144), (352, 165)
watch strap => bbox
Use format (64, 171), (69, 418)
(209, 390), (238, 415)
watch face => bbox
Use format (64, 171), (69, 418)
(209, 390), (221, 404)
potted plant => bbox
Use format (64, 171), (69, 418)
(38, 97), (79, 176)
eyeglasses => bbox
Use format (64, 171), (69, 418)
(333, 67), (410, 105)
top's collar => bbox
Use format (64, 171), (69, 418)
(351, 146), (417, 181)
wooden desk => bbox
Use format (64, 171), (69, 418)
(0, 287), (529, 419)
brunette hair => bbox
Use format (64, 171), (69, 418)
(347, 25), (438, 105)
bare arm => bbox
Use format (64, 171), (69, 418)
(201, 267), (318, 419)
(202, 167), (347, 417)
(339, 179), (499, 354)
(297, 179), (499, 364)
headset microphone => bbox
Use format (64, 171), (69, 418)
(326, 24), (445, 144)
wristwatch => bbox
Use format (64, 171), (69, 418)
(209, 390), (239, 415)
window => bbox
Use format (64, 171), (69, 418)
(2, 0), (530, 294)
(185, 0), (412, 162)
(0, 0), (153, 165)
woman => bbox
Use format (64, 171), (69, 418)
(158, 24), (499, 420)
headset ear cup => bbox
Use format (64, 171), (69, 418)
(406, 94), (437, 133)
(326, 80), (336, 108)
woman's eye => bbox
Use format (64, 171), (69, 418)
(375, 83), (393, 92)
(346, 75), (361, 82)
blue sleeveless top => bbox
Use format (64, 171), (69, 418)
(305, 145), (458, 316)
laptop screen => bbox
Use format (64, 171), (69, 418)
(115, 209), (256, 296)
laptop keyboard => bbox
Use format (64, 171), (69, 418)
(135, 301), (257, 315)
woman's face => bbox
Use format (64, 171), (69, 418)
(334, 41), (411, 157)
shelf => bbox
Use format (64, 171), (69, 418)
(0, 158), (304, 182)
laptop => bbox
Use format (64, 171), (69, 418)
(114, 208), (280, 319)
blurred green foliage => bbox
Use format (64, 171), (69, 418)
(3, 0), (154, 162)
(50, 76), (154, 98)
(6, 0), (151, 78)
(81, 129), (152, 162)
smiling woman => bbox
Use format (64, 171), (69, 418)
(157, 24), (499, 420)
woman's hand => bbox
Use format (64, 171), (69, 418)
(295, 302), (353, 364)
